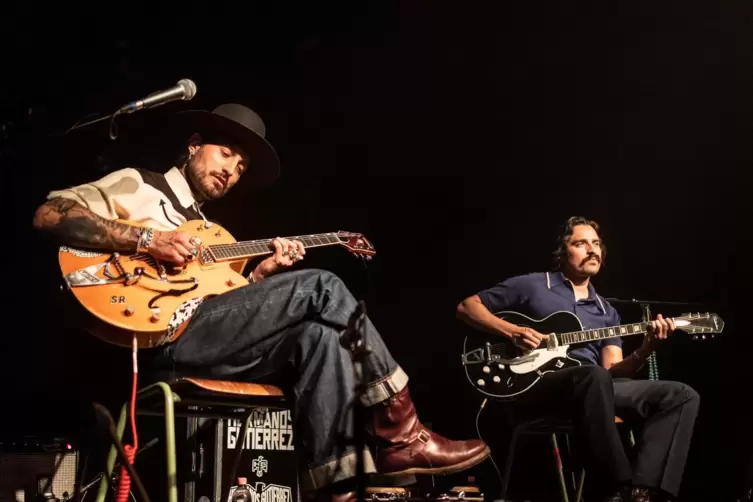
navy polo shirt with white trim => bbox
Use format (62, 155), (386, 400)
(475, 271), (622, 365)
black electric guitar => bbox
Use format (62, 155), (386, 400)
(461, 310), (724, 401)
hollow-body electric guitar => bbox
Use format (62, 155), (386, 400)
(461, 310), (724, 401)
(58, 219), (375, 348)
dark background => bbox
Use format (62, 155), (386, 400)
(1, 1), (749, 500)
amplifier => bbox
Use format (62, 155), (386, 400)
(0, 439), (78, 502)
(178, 408), (299, 502)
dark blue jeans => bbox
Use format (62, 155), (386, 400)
(153, 268), (408, 493)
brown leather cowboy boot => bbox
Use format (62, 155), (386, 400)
(370, 387), (491, 476)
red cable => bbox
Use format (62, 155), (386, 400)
(116, 338), (139, 502)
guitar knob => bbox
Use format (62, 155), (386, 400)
(492, 376), (501, 384)
(124, 305), (135, 316)
(482, 366), (490, 374)
(226, 278), (236, 287)
(476, 379), (485, 387)
(150, 311), (161, 323)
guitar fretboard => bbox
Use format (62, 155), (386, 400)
(207, 233), (343, 261)
(557, 322), (650, 346)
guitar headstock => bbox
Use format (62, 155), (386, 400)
(675, 312), (725, 340)
(336, 231), (376, 259)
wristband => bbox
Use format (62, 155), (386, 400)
(137, 228), (154, 254)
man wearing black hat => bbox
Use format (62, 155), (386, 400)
(32, 104), (490, 499)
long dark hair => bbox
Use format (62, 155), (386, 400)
(552, 216), (607, 270)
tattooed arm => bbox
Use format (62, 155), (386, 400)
(32, 198), (141, 251)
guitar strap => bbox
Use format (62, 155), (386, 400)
(134, 168), (204, 222)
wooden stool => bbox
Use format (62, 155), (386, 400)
(94, 377), (287, 502)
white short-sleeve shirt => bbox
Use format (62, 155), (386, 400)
(47, 166), (204, 231)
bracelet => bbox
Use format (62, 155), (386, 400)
(137, 228), (154, 254)
(249, 270), (260, 283)
(632, 350), (646, 370)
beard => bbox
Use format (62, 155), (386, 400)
(185, 156), (225, 201)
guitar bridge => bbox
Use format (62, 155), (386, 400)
(461, 348), (488, 365)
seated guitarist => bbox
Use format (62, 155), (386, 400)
(456, 216), (700, 502)
(32, 103), (490, 500)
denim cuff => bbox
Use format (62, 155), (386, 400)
(300, 447), (377, 495)
(361, 365), (409, 407)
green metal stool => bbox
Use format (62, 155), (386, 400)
(95, 377), (288, 502)
(498, 414), (581, 502)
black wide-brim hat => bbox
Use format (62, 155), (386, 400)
(175, 103), (280, 189)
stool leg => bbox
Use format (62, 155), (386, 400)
(499, 428), (520, 501)
(565, 433), (585, 502)
(95, 403), (128, 502)
(225, 409), (255, 497)
(575, 469), (585, 502)
(550, 434), (569, 502)
(94, 383), (178, 502)
(154, 382), (178, 502)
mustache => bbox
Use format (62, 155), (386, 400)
(581, 254), (601, 265)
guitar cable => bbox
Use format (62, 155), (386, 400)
(116, 337), (140, 502)
(475, 399), (504, 490)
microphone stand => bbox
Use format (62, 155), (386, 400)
(340, 301), (371, 502)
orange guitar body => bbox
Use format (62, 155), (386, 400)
(59, 220), (250, 348)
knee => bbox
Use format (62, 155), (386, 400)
(576, 364), (613, 388)
(671, 382), (700, 409)
(296, 321), (340, 348)
(297, 268), (345, 287)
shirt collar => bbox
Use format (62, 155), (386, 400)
(547, 271), (599, 299)
(164, 167), (202, 209)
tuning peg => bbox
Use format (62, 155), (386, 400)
(682, 312), (690, 317)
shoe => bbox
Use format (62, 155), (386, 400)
(370, 386), (491, 476)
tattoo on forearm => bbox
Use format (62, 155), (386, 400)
(37, 198), (140, 251)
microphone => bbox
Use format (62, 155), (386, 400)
(117, 78), (197, 115)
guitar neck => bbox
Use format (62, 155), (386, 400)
(207, 233), (343, 262)
(554, 311), (723, 346)
(556, 321), (651, 346)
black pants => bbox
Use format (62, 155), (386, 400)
(508, 365), (700, 498)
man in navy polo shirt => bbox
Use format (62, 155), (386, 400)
(457, 216), (700, 502)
